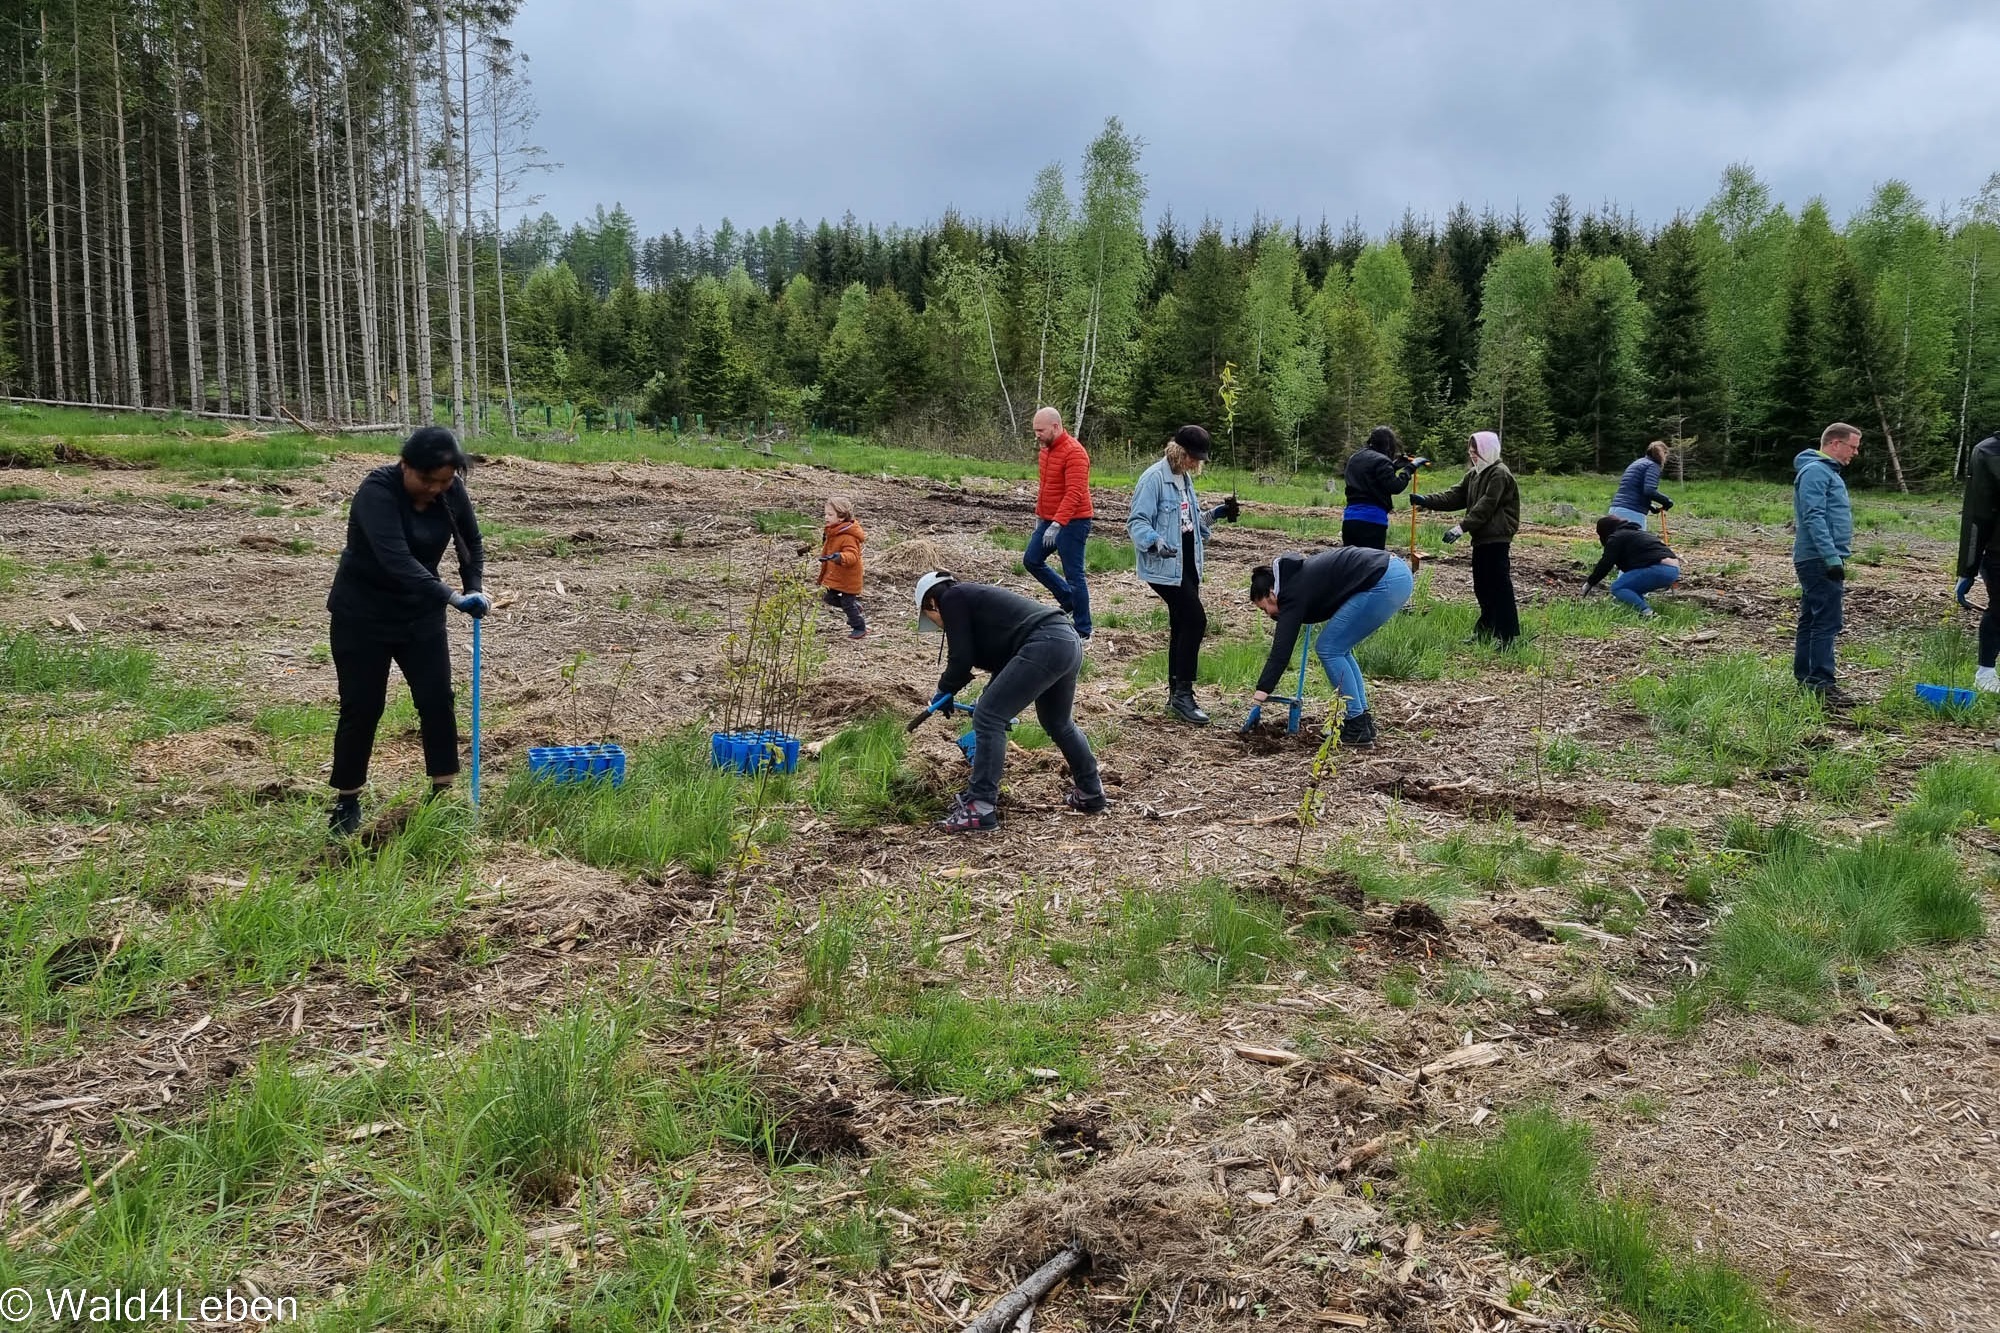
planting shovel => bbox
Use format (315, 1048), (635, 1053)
(1258, 625), (1318, 735)
(470, 616), (482, 808)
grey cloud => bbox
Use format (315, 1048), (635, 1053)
(509, 0), (2000, 240)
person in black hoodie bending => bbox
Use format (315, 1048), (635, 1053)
(1245, 547), (1415, 747)
(1341, 426), (1425, 549)
(325, 427), (488, 835)
(914, 570), (1105, 833)
(1582, 516), (1681, 618)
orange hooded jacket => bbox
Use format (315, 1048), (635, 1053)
(818, 520), (865, 595)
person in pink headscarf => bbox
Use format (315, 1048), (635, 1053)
(1410, 430), (1522, 646)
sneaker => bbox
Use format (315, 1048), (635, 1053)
(1637, 607), (1657, 620)
(1976, 666), (2000, 695)
(940, 795), (998, 833)
(1064, 787), (1107, 814)
(329, 794), (362, 837)
(848, 628), (868, 640)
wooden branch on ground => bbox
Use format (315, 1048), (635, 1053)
(963, 1247), (1085, 1333)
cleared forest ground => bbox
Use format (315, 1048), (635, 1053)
(1, 418), (1997, 1332)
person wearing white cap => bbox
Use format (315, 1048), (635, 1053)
(1410, 430), (1522, 647)
(913, 570), (1105, 833)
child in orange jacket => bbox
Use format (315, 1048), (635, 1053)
(817, 496), (867, 639)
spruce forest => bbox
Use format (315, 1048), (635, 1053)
(4, 4), (2000, 487)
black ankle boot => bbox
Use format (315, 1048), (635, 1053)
(1168, 681), (1209, 725)
(1339, 710), (1378, 747)
(330, 793), (362, 836)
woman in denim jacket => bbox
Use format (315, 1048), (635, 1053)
(1127, 424), (1239, 724)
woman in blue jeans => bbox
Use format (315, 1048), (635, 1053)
(1583, 516), (1681, 617)
(1246, 548), (1415, 747)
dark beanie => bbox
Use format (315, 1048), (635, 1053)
(1172, 424), (1213, 460)
(1366, 425), (1401, 455)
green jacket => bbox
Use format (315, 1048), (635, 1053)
(1422, 463), (1521, 544)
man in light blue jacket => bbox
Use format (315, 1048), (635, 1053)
(1127, 425), (1238, 724)
(1793, 422), (1861, 701)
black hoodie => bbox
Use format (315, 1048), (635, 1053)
(326, 463), (483, 636)
(1342, 432), (1417, 514)
(1959, 436), (2000, 577)
(1254, 548), (1392, 694)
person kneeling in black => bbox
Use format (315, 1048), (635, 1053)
(325, 426), (488, 835)
(916, 570), (1105, 833)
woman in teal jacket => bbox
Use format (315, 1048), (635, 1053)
(1127, 424), (1238, 724)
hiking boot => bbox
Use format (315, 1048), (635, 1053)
(1805, 682), (1856, 710)
(940, 795), (998, 833)
(1168, 681), (1210, 725)
(1338, 710), (1378, 748)
(329, 794), (362, 837)
(1976, 666), (2000, 695)
(1064, 787), (1107, 814)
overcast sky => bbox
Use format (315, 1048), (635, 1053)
(510, 0), (2000, 241)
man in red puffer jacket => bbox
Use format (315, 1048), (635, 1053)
(1025, 407), (1095, 639)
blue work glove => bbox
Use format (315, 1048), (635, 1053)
(1239, 703), (1263, 734)
(929, 691), (957, 718)
(1443, 525), (1464, 545)
(1956, 576), (1976, 608)
(450, 591), (491, 618)
(1039, 525), (1062, 553)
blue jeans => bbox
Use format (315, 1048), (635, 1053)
(1608, 506), (1650, 529)
(1025, 518), (1092, 636)
(1315, 556), (1415, 718)
(1611, 563), (1679, 612)
(1793, 559), (1844, 687)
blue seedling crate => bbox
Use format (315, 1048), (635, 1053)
(527, 743), (628, 786)
(1914, 683), (1978, 711)
(709, 729), (801, 775)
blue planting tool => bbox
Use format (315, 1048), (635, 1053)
(1260, 625), (1318, 735)
(470, 616), (482, 807)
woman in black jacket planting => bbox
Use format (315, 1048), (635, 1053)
(915, 570), (1104, 833)
(1411, 430), (1521, 646)
(1584, 516), (1681, 618)
(1341, 425), (1425, 549)
(1245, 547), (1415, 747)
(325, 426), (488, 835)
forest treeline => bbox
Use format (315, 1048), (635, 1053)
(3, 3), (1998, 487)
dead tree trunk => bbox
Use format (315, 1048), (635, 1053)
(434, 12), (464, 432)
(40, 11), (65, 400)
(109, 13), (142, 406)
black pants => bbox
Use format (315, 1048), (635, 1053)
(1470, 541), (1520, 645)
(1146, 533), (1206, 684)
(329, 615), (459, 791)
(1341, 519), (1389, 550)
(822, 588), (865, 631)
(1983, 552), (2000, 668)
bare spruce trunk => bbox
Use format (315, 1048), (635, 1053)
(308, 44), (335, 420)
(71, 13), (99, 401)
(172, 20), (204, 411)
(110, 14), (142, 406)
(97, 150), (121, 402)
(40, 12), (65, 400)
(489, 68), (516, 436)
(248, 49), (281, 415)
(406, 0), (432, 426)
(19, 90), (42, 395)
(234, 4), (259, 417)
(390, 130), (411, 424)
(458, 13), (479, 433)
(293, 179), (312, 419)
(435, 15), (464, 432)
(144, 117), (174, 405)
(340, 48), (380, 421)
(201, 106), (231, 413)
